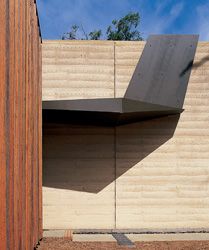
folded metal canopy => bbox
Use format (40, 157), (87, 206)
(43, 34), (199, 126)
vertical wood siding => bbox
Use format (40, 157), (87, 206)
(0, 0), (42, 249)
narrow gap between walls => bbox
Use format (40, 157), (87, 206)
(114, 126), (117, 229)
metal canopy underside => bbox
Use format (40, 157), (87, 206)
(43, 98), (182, 126)
(43, 34), (199, 126)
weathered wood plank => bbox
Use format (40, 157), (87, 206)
(0, 0), (42, 249)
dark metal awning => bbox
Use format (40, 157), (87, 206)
(43, 98), (182, 126)
(43, 34), (199, 126)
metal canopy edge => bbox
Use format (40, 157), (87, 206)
(43, 34), (199, 126)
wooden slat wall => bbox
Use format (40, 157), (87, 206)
(42, 41), (209, 231)
(0, 0), (42, 249)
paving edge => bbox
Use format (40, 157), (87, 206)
(43, 230), (209, 242)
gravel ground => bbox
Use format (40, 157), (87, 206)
(38, 238), (209, 250)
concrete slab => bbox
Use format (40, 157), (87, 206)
(44, 230), (73, 239)
(127, 233), (209, 242)
(73, 234), (117, 242)
(44, 230), (66, 238)
(43, 231), (209, 243)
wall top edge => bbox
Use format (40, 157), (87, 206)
(42, 40), (208, 45)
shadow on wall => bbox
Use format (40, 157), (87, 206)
(180, 55), (209, 76)
(43, 114), (179, 193)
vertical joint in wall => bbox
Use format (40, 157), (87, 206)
(114, 41), (116, 99)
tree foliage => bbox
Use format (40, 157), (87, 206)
(62, 12), (142, 41)
(107, 12), (142, 41)
(89, 30), (102, 40)
(62, 25), (102, 40)
(62, 25), (79, 40)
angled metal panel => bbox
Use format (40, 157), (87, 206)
(43, 98), (123, 113)
(43, 35), (199, 126)
(125, 35), (199, 108)
(122, 98), (181, 113)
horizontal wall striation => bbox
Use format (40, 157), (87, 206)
(42, 41), (115, 100)
(115, 41), (145, 97)
(43, 40), (209, 231)
(43, 126), (115, 229)
(0, 0), (42, 249)
(115, 41), (209, 229)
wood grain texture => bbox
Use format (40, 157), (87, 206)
(0, 0), (42, 249)
(0, 1), (7, 249)
(42, 40), (209, 231)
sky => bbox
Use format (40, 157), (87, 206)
(36, 0), (209, 41)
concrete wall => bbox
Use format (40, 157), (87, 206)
(42, 41), (115, 100)
(42, 40), (209, 230)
